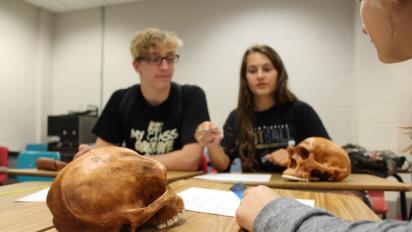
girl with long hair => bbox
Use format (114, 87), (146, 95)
(236, 1), (412, 231)
(195, 44), (329, 173)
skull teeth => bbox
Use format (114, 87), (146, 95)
(281, 174), (310, 182)
(156, 211), (184, 229)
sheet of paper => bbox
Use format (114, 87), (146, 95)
(178, 187), (314, 217)
(15, 187), (49, 202)
(195, 173), (271, 182)
(297, 199), (315, 207)
(178, 187), (240, 217)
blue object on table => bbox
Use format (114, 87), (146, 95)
(25, 143), (48, 151)
(230, 182), (246, 199)
(16, 150), (61, 182)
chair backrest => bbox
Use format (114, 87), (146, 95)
(16, 150), (60, 182)
(25, 143), (48, 151)
(0, 146), (8, 185)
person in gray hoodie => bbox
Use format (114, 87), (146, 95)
(236, 0), (412, 231)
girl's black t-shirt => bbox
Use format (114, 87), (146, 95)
(221, 100), (330, 172)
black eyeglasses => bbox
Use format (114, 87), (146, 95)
(136, 54), (180, 65)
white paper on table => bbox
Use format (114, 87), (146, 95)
(15, 187), (50, 202)
(194, 173), (271, 183)
(178, 187), (240, 217)
(178, 187), (314, 217)
(297, 199), (315, 207)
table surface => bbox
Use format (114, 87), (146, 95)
(3, 165), (410, 193)
(0, 167), (201, 183)
(0, 167), (59, 177)
(0, 178), (379, 232)
(3, 167), (410, 192)
(195, 173), (412, 192)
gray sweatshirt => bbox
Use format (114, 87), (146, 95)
(254, 198), (412, 232)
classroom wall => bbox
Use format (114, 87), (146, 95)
(0, 0), (53, 150)
(51, 8), (101, 115)
(2, 0), (412, 153)
(51, 0), (357, 146)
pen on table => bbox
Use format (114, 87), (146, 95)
(230, 182), (246, 199)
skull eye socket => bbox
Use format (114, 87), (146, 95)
(311, 169), (331, 181)
(120, 224), (131, 232)
(298, 148), (310, 159)
(142, 178), (166, 206)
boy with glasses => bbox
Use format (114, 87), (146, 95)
(75, 28), (210, 171)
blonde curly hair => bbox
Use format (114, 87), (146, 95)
(130, 28), (183, 59)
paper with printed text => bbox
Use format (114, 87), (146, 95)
(178, 187), (314, 217)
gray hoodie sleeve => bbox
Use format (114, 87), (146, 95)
(253, 198), (412, 232)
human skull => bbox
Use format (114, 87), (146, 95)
(46, 146), (184, 231)
(282, 137), (351, 182)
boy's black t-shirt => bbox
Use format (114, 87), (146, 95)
(92, 82), (210, 155)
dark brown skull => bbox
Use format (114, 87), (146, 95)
(47, 146), (184, 231)
(282, 137), (351, 181)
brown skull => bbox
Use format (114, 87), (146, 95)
(282, 137), (351, 182)
(47, 146), (184, 231)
